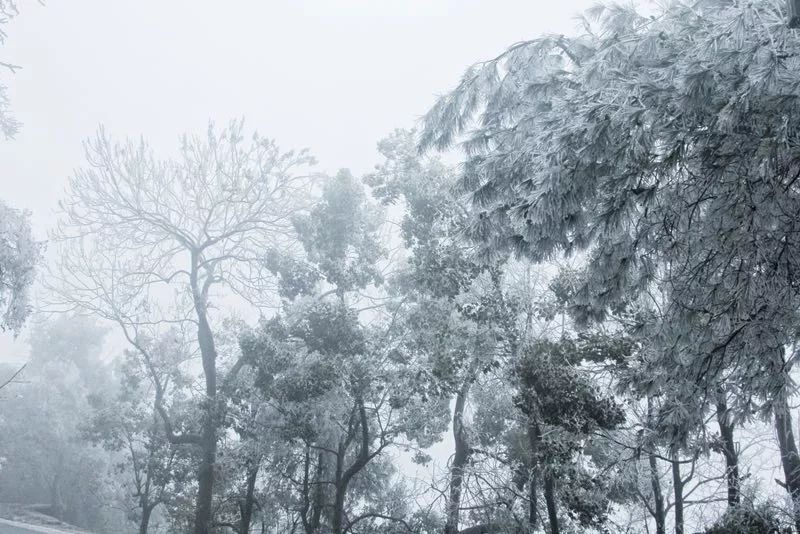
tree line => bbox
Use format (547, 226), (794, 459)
(2, 1), (800, 533)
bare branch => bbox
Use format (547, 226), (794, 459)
(0, 362), (25, 391)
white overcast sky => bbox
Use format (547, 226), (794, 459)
(0, 0), (603, 231)
(0, 0), (602, 356)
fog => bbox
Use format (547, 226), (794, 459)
(0, 1), (797, 533)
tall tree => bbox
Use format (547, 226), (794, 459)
(243, 169), (449, 534)
(420, 0), (800, 526)
(50, 120), (316, 533)
(509, 270), (629, 534)
(366, 130), (513, 534)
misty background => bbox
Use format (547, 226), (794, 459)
(0, 0), (596, 359)
(3, 1), (796, 533)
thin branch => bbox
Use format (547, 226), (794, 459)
(0, 60), (21, 73)
(0, 363), (26, 391)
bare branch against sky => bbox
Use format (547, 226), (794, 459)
(0, 0), (599, 351)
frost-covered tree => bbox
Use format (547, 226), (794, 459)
(421, 0), (800, 528)
(241, 170), (449, 534)
(367, 130), (517, 534)
(0, 0), (23, 138)
(86, 334), (196, 534)
(0, 316), (120, 531)
(0, 200), (40, 335)
(0, 2), (44, 340)
(50, 120), (317, 534)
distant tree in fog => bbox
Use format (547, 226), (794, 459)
(0, 316), (119, 530)
(0, 0), (20, 138)
(0, 200), (40, 335)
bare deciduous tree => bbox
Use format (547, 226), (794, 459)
(49, 119), (317, 534)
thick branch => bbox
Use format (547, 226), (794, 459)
(341, 398), (371, 487)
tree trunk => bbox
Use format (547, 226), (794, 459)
(332, 481), (347, 534)
(790, 0), (800, 28)
(332, 439), (348, 534)
(715, 387), (740, 507)
(239, 461), (260, 534)
(648, 452), (666, 534)
(527, 414), (542, 531)
(310, 452), (325, 532)
(671, 458), (684, 534)
(645, 396), (666, 534)
(195, 424), (216, 534)
(543, 473), (559, 534)
(140, 502), (156, 534)
(444, 377), (473, 534)
(774, 395), (800, 533)
(528, 469), (538, 530)
(300, 447), (325, 534)
(192, 256), (219, 534)
(332, 400), (372, 534)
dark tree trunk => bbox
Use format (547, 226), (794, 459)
(332, 481), (346, 534)
(194, 373), (217, 534)
(645, 396), (666, 534)
(543, 474), (559, 534)
(310, 452), (325, 532)
(790, 0), (800, 27)
(528, 469), (538, 530)
(444, 377), (472, 534)
(192, 255), (219, 534)
(332, 399), (372, 534)
(512, 464), (537, 532)
(715, 388), (740, 507)
(648, 452), (666, 534)
(300, 447), (325, 534)
(140, 502), (156, 534)
(671, 458), (684, 534)
(528, 408), (544, 530)
(239, 461), (260, 534)
(332, 438), (350, 534)
(774, 396), (800, 534)
(195, 426), (216, 534)
(299, 447), (311, 534)
(527, 414), (542, 530)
